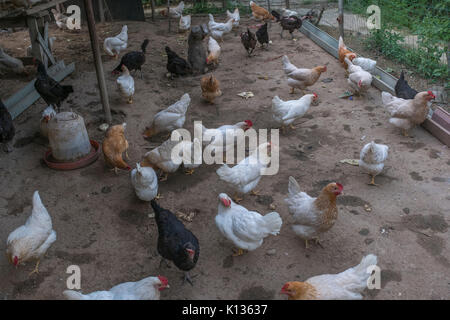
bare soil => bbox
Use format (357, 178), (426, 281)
(0, 16), (449, 300)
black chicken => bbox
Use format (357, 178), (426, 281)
(151, 200), (199, 286)
(395, 71), (418, 99)
(272, 10), (310, 39)
(256, 23), (269, 49)
(0, 99), (15, 153)
(113, 39), (149, 78)
(240, 28), (257, 57)
(34, 60), (73, 113)
(165, 46), (192, 78)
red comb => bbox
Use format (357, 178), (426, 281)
(336, 183), (343, 190)
(281, 283), (289, 291)
(245, 120), (253, 127)
(313, 92), (318, 98)
(158, 275), (168, 286)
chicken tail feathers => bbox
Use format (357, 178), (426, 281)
(352, 254), (378, 282)
(63, 290), (85, 300)
(263, 212), (283, 235)
(399, 70), (405, 81)
(271, 10), (280, 22)
(62, 85), (74, 95)
(141, 39), (150, 53)
(288, 176), (301, 196)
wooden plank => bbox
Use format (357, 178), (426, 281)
(4, 61), (75, 120)
(25, 0), (69, 16)
(37, 24), (56, 65)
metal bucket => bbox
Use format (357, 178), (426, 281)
(47, 112), (91, 162)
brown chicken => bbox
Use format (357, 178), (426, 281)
(201, 74), (222, 104)
(338, 36), (356, 70)
(382, 90), (435, 136)
(285, 177), (343, 248)
(102, 123), (131, 174)
(250, 1), (275, 21)
(282, 56), (327, 94)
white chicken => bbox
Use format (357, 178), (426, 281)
(359, 141), (388, 186)
(143, 93), (190, 138)
(199, 120), (253, 158)
(344, 57), (373, 95)
(282, 55), (327, 94)
(281, 254), (378, 300)
(161, 1), (185, 19)
(272, 93), (317, 130)
(0, 46), (25, 74)
(216, 142), (271, 202)
(103, 25), (128, 59)
(116, 65), (135, 104)
(206, 36), (221, 66)
(216, 193), (283, 256)
(142, 137), (201, 180)
(226, 8), (240, 28)
(381, 90), (434, 136)
(208, 14), (234, 33)
(40, 106), (56, 138)
(63, 275), (169, 300)
(6, 191), (57, 275)
(51, 9), (69, 30)
(352, 57), (377, 73)
(131, 163), (159, 201)
(179, 14), (191, 32)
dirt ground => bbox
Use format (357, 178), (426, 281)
(0, 15), (449, 300)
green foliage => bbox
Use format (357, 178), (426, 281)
(344, 0), (449, 82)
(365, 28), (448, 81)
(184, 1), (251, 15)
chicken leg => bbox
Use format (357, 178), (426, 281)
(290, 87), (295, 94)
(127, 97), (133, 104)
(159, 258), (171, 269)
(250, 190), (260, 196)
(159, 172), (169, 182)
(368, 175), (379, 186)
(183, 272), (196, 286)
(184, 169), (195, 175)
(29, 260), (40, 276)
(402, 129), (409, 137)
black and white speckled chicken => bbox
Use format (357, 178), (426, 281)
(272, 10), (311, 39)
(240, 28), (257, 57)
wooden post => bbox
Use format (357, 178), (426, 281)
(167, 0), (171, 32)
(338, 0), (344, 39)
(285, 0), (290, 9)
(83, 0), (112, 124)
(98, 0), (104, 23)
(150, 0), (155, 21)
(267, 0), (271, 12)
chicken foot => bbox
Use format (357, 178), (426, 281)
(127, 96), (133, 104)
(159, 258), (171, 269)
(184, 169), (195, 175)
(183, 272), (197, 286)
(250, 190), (260, 196)
(368, 175), (379, 187)
(232, 248), (247, 256)
(159, 172), (169, 182)
(232, 193), (243, 203)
